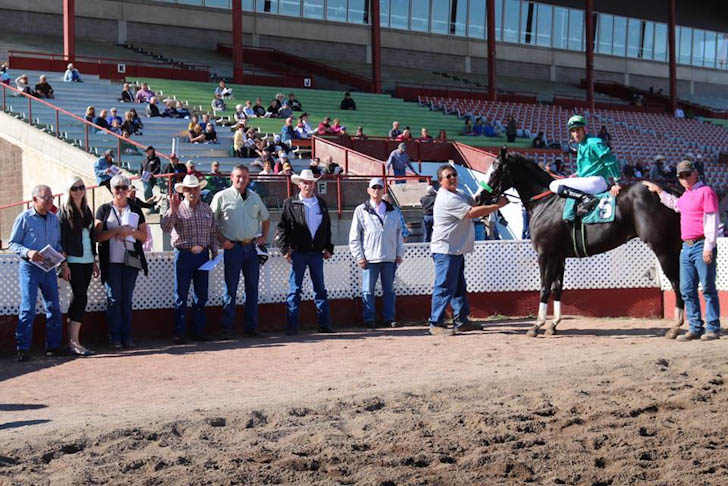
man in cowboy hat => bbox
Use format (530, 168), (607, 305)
(161, 174), (219, 344)
(275, 169), (334, 335)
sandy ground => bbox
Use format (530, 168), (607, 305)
(1, 316), (727, 485)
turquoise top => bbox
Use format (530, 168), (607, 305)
(67, 228), (95, 264)
(576, 135), (621, 183)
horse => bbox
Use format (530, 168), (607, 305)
(481, 147), (685, 338)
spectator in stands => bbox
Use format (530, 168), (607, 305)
(234, 125), (247, 158)
(532, 131), (546, 149)
(211, 93), (226, 114)
(120, 130), (140, 155)
(320, 156), (341, 175)
(280, 117), (298, 143)
(349, 177), (404, 328)
(200, 113), (215, 128)
(135, 82), (155, 103)
(232, 104), (247, 127)
(14, 74), (33, 95)
(109, 119), (122, 135)
(58, 176), (98, 357)
(273, 151), (289, 173)
(163, 154), (188, 184)
(84, 106), (96, 123)
(278, 101), (294, 120)
(506, 116), (518, 143)
(694, 154), (705, 179)
(643, 160), (720, 341)
(420, 185), (437, 242)
(331, 118), (344, 135)
(389, 121), (402, 139)
(211, 164), (270, 338)
(129, 108), (144, 133)
(34, 75), (54, 98)
(675, 107), (685, 119)
(95, 149), (116, 193)
(95, 174), (148, 349)
(161, 174), (217, 344)
(597, 125), (612, 148)
(259, 160), (274, 175)
(185, 160), (204, 180)
(484, 118), (499, 137)
(340, 92), (356, 110)
(634, 162), (645, 178)
(473, 118), (485, 136)
(309, 158), (322, 175)
(243, 100), (256, 118)
(0, 63), (10, 85)
(9, 185), (64, 361)
(355, 126), (368, 140)
(253, 97), (266, 117)
(275, 169), (334, 335)
(395, 128), (412, 142)
(280, 162), (294, 176)
(296, 113), (314, 138)
(121, 111), (138, 135)
(428, 165), (508, 336)
(204, 161), (229, 201)
(162, 100), (177, 118)
(317, 116), (334, 135)
(107, 107), (123, 126)
(550, 158), (566, 177)
(141, 146), (161, 211)
(622, 162), (636, 178)
(175, 100), (191, 118)
(266, 134), (290, 156)
(461, 118), (474, 136)
(418, 128), (433, 142)
(119, 82), (135, 103)
(215, 80), (233, 99)
(187, 115), (204, 143)
(438, 130), (447, 141)
(63, 63), (82, 82)
(650, 155), (667, 180)
(146, 96), (162, 117)
(266, 98), (281, 118)
(203, 123), (218, 144)
(386, 143), (418, 183)
(93, 109), (110, 131)
(127, 184), (159, 212)
(288, 93), (302, 111)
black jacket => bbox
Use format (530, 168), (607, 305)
(420, 193), (436, 216)
(59, 207), (97, 258)
(140, 155), (161, 175)
(95, 202), (148, 283)
(275, 195), (334, 255)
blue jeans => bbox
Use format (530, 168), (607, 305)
(287, 251), (331, 332)
(16, 261), (62, 351)
(222, 242), (259, 331)
(174, 249), (209, 337)
(362, 262), (396, 323)
(429, 253), (469, 326)
(423, 215), (434, 242)
(143, 179), (156, 202)
(105, 263), (139, 345)
(393, 168), (406, 184)
(521, 208), (530, 239)
(680, 241), (720, 335)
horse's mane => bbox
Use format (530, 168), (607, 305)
(506, 152), (555, 187)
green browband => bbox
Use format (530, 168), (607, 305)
(479, 181), (494, 193)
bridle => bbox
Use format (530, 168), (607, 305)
(487, 155), (553, 205)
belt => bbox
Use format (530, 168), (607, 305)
(683, 236), (705, 246)
(177, 246), (210, 253)
(234, 239), (254, 245)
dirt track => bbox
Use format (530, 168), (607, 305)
(1, 316), (727, 485)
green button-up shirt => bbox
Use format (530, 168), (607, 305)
(210, 186), (269, 242)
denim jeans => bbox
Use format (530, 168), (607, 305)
(679, 241), (720, 335)
(362, 262), (396, 323)
(143, 179), (155, 202)
(222, 242), (259, 332)
(174, 249), (209, 337)
(393, 168), (406, 184)
(287, 251), (331, 332)
(105, 263), (139, 345)
(422, 215), (434, 242)
(429, 253), (469, 326)
(16, 261), (62, 351)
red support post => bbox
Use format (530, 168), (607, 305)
(27, 96), (32, 124)
(117, 137), (122, 166)
(370, 0), (382, 93)
(55, 110), (59, 138)
(336, 175), (342, 219)
(63, 0), (76, 63)
(668, 0), (678, 115)
(2, 85), (5, 110)
(486, 0), (497, 101)
(585, 0), (595, 110)
(344, 150), (349, 174)
(232, 0), (244, 84)
(84, 124), (89, 152)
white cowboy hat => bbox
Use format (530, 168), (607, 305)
(653, 155), (665, 162)
(174, 174), (207, 193)
(291, 169), (320, 184)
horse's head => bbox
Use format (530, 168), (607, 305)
(477, 146), (513, 205)
(478, 147), (554, 206)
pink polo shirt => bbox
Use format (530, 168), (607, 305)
(676, 183), (718, 240)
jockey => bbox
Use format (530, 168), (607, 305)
(550, 115), (622, 216)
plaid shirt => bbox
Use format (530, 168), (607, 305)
(8, 207), (63, 259)
(161, 200), (218, 252)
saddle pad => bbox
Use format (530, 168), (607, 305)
(563, 193), (616, 224)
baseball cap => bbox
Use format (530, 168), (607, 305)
(676, 160), (695, 174)
(369, 177), (384, 188)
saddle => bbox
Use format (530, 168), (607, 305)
(563, 193), (616, 258)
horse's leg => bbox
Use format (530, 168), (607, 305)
(545, 260), (566, 336)
(654, 246), (685, 339)
(528, 255), (556, 337)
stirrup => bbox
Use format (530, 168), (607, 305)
(576, 197), (598, 217)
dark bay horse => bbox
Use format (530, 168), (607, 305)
(482, 148), (684, 337)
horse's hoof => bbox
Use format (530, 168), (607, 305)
(526, 328), (539, 337)
(665, 327), (680, 340)
(545, 326), (557, 336)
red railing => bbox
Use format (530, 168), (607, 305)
(8, 50), (210, 82)
(395, 82), (539, 104)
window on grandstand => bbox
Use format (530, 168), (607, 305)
(205, 0), (231, 6)
(678, 26), (692, 65)
(612, 16), (626, 57)
(719, 35), (728, 69)
(705, 31), (717, 68)
(692, 29), (705, 67)
(494, 0), (503, 40)
(535, 3), (551, 47)
(243, 0), (254, 9)
(567, 8), (584, 51)
(327, 0), (347, 21)
(411, 0), (430, 32)
(303, 0), (324, 19)
(654, 23), (668, 62)
(552, 7), (568, 50)
(379, 0), (389, 26)
(348, 0), (368, 24)
(256, 0), (278, 13)
(467, 0), (485, 39)
(519, 2), (534, 44)
(597, 13), (613, 55)
(430, 0), (448, 34)
(390, 0), (409, 29)
(502, 0), (519, 43)
(279, 0), (300, 16)
(451, 0), (467, 36)
(626, 19), (640, 58)
(642, 21), (654, 60)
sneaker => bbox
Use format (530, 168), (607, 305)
(701, 332), (720, 341)
(384, 320), (399, 328)
(16, 350), (30, 362)
(677, 331), (702, 342)
(429, 325), (455, 336)
(453, 319), (481, 332)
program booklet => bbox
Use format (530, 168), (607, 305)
(30, 244), (65, 273)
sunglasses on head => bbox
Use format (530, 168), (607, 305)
(114, 185), (129, 191)
(677, 171), (693, 179)
(70, 185), (85, 192)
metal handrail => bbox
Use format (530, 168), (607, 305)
(8, 49), (210, 71)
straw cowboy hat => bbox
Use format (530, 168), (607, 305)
(291, 169), (320, 184)
(174, 174), (207, 193)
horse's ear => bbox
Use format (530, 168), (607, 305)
(500, 146), (508, 160)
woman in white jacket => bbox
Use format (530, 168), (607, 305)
(349, 178), (405, 328)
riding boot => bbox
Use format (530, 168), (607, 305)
(556, 186), (598, 217)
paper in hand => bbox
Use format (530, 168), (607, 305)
(198, 253), (223, 271)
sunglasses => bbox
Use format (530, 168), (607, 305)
(677, 172), (693, 179)
(70, 185), (86, 192)
(114, 185), (129, 191)
(444, 173), (458, 179)
(370, 185), (383, 190)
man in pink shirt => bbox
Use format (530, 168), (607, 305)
(643, 160), (721, 341)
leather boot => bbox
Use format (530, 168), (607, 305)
(556, 185), (598, 217)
